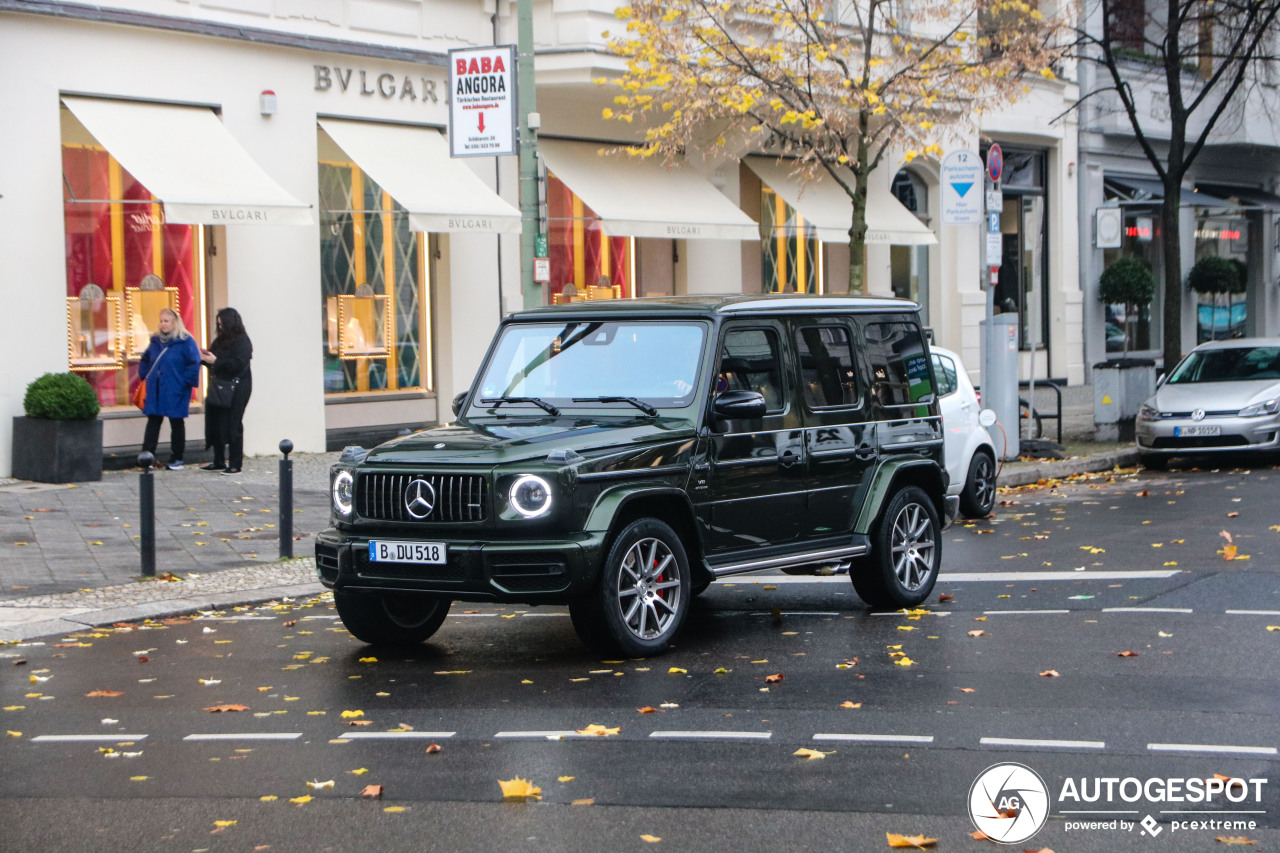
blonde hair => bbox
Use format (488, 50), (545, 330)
(159, 307), (191, 340)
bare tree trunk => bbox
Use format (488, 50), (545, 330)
(1160, 186), (1184, 370)
(846, 126), (870, 294)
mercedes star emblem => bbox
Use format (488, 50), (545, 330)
(1191, 409), (1206, 422)
(404, 478), (436, 519)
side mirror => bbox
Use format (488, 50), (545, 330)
(452, 392), (468, 417)
(978, 408), (998, 428)
(1155, 373), (1167, 388)
(713, 389), (767, 420)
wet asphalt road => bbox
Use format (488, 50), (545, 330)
(2, 464), (1279, 852)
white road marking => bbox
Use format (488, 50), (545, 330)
(1102, 607), (1193, 614)
(869, 611), (949, 617)
(649, 731), (773, 740)
(494, 731), (604, 740)
(183, 733), (302, 741)
(812, 733), (934, 744)
(302, 615), (340, 620)
(1226, 610), (1280, 616)
(520, 613), (568, 617)
(197, 616), (275, 621)
(980, 737), (1105, 750)
(732, 570), (1180, 584)
(31, 734), (148, 743)
(983, 610), (1071, 615)
(338, 732), (456, 740)
(1148, 743), (1277, 756)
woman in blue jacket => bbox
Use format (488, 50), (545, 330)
(138, 307), (201, 470)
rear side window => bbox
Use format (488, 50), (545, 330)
(862, 321), (935, 407)
(796, 325), (858, 408)
(931, 353), (958, 397)
(719, 328), (785, 412)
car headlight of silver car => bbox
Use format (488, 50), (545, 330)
(1238, 398), (1280, 418)
(331, 469), (355, 517)
(509, 474), (553, 518)
(1137, 404), (1160, 421)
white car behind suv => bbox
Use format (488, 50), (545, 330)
(931, 346), (998, 518)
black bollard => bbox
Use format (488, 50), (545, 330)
(138, 451), (155, 577)
(279, 439), (294, 559)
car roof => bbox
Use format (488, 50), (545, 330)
(511, 293), (920, 320)
(1191, 338), (1280, 351)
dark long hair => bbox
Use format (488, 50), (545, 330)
(211, 307), (247, 349)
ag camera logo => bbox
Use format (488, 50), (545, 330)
(969, 762), (1050, 844)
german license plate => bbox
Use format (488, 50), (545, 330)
(1174, 425), (1221, 437)
(369, 541), (447, 564)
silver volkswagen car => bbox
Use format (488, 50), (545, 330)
(1136, 338), (1280, 468)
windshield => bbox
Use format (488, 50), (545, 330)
(473, 321), (707, 413)
(1168, 347), (1280, 384)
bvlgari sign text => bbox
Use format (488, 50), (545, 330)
(314, 66), (440, 105)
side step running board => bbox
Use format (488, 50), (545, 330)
(708, 545), (868, 579)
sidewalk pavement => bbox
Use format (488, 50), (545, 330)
(0, 392), (1137, 642)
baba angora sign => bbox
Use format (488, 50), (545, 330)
(448, 45), (517, 158)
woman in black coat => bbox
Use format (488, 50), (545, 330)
(200, 307), (253, 474)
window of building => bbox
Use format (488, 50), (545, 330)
(1101, 210), (1159, 353)
(719, 329), (785, 411)
(1194, 215), (1249, 343)
(891, 169), (931, 323)
(318, 151), (431, 395)
(761, 185), (821, 293)
(985, 148), (1049, 352)
(546, 172), (633, 303)
(795, 325), (858, 408)
(62, 137), (204, 409)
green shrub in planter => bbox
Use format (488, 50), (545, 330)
(1098, 257), (1155, 358)
(23, 372), (100, 421)
(13, 372), (102, 483)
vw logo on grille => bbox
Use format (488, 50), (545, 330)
(1191, 408), (1206, 422)
(403, 478), (436, 519)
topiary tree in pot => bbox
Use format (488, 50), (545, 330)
(12, 372), (103, 483)
(1187, 255), (1245, 341)
(1098, 257), (1156, 359)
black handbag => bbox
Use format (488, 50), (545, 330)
(205, 374), (239, 409)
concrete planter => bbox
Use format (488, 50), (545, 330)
(1093, 359), (1156, 441)
(11, 416), (103, 483)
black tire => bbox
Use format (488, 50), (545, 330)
(569, 518), (690, 657)
(1140, 453), (1168, 471)
(959, 450), (997, 518)
(851, 486), (942, 609)
(334, 588), (451, 647)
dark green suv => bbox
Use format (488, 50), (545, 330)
(316, 295), (956, 656)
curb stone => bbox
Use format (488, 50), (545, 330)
(996, 448), (1141, 488)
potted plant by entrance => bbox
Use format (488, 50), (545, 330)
(1093, 257), (1157, 441)
(12, 372), (103, 483)
(1187, 255), (1245, 341)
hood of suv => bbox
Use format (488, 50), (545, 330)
(362, 417), (698, 466)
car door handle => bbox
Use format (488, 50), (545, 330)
(854, 443), (879, 461)
(778, 450), (800, 469)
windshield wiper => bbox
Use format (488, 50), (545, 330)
(480, 396), (560, 416)
(572, 396), (658, 416)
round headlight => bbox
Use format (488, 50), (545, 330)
(510, 474), (552, 518)
(332, 470), (354, 517)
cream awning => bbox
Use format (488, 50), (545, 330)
(745, 157), (937, 246)
(538, 139), (759, 241)
(62, 97), (312, 226)
(319, 118), (521, 234)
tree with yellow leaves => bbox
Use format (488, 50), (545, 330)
(604, 0), (1069, 293)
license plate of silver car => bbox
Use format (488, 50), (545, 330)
(1174, 425), (1221, 437)
(369, 541), (447, 564)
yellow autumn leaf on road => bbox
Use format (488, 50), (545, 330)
(1216, 837), (1258, 846)
(558, 776), (576, 782)
(793, 748), (834, 760)
(289, 795), (312, 805)
(259, 795), (278, 802)
(340, 710), (364, 718)
(894, 657), (915, 666)
(576, 724), (620, 736)
(499, 777), (542, 800)
(213, 820), (237, 828)
(306, 779), (334, 790)
(383, 806), (406, 813)
(7, 731), (21, 738)
(839, 701), (862, 709)
(886, 832), (938, 848)
(358, 657), (377, 663)
(349, 768), (369, 775)
(668, 667), (687, 674)
(641, 835), (662, 843)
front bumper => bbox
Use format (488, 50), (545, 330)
(1136, 413), (1280, 455)
(314, 527), (606, 602)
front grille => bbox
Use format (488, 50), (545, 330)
(1163, 410), (1237, 418)
(1151, 435), (1248, 449)
(357, 472), (489, 523)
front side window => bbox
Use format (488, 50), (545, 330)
(63, 124), (204, 409)
(931, 353), (958, 397)
(719, 328), (786, 412)
(796, 325), (858, 408)
(475, 322), (706, 411)
(862, 321), (934, 407)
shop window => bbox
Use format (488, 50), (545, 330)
(1101, 212), (1159, 353)
(62, 142), (203, 408)
(983, 147), (1049, 352)
(761, 186), (820, 293)
(546, 172), (632, 303)
(1194, 216), (1249, 343)
(891, 170), (931, 323)
(318, 157), (431, 395)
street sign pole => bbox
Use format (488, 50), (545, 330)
(517, 0), (540, 308)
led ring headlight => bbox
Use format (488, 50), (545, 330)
(510, 474), (553, 518)
(332, 470), (354, 517)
